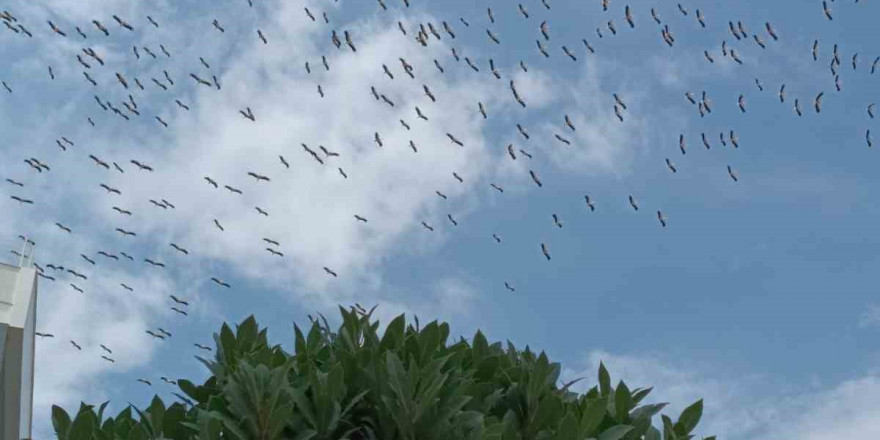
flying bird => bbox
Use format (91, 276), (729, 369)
(529, 170), (543, 187)
(323, 267), (338, 277)
(585, 195), (596, 212)
(628, 195), (639, 211)
(727, 165), (739, 182)
(657, 211), (667, 228)
(211, 277), (230, 288)
(541, 243), (551, 261)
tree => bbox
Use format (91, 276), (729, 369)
(52, 305), (714, 440)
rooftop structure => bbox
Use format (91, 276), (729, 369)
(0, 238), (37, 440)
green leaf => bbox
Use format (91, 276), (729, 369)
(556, 412), (579, 440)
(632, 387), (653, 404)
(629, 403), (668, 422)
(598, 362), (612, 397)
(69, 407), (96, 440)
(674, 399), (703, 436)
(96, 401), (110, 422)
(127, 425), (147, 440)
(580, 398), (607, 437)
(380, 314), (406, 351)
(597, 425), (634, 440)
(614, 381), (633, 422)
(645, 426), (662, 440)
(51, 405), (72, 440)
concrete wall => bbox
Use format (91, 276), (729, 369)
(0, 265), (36, 440)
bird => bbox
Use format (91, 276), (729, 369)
(554, 134), (571, 145)
(319, 146), (340, 158)
(323, 267), (338, 277)
(868, 104), (875, 119)
(130, 160), (153, 171)
(423, 84), (436, 102)
(421, 221), (434, 232)
(665, 158), (677, 173)
(628, 195), (639, 211)
(541, 243), (551, 261)
(338, 168), (348, 179)
(10, 195), (33, 204)
(738, 95), (747, 113)
(112, 15), (133, 30)
(263, 238), (280, 247)
(98, 251), (119, 260)
(225, 185), (243, 194)
(779, 84), (786, 103)
(137, 379), (152, 386)
(120, 284), (134, 292)
(415, 106), (428, 121)
(157, 328), (172, 337)
(115, 228), (136, 237)
(70, 340), (82, 350)
(625, 6), (635, 28)
(765, 22), (778, 40)
(354, 215), (368, 223)
(505, 282), (516, 292)
(211, 277), (231, 288)
(239, 107), (255, 121)
(160, 376), (177, 385)
(100, 344), (112, 354)
(729, 131), (740, 149)
(493, 234), (502, 243)
(146, 330), (165, 340)
(70, 284), (84, 294)
(204, 177), (218, 188)
(144, 258), (165, 268)
(247, 171), (270, 182)
(814, 92), (824, 113)
(255, 207), (269, 217)
(435, 191), (447, 200)
(447, 133), (464, 146)
(447, 214), (458, 226)
(585, 195), (596, 212)
(213, 219), (224, 231)
(657, 211), (667, 228)
(479, 102), (488, 119)
(490, 183), (504, 193)
(194, 343), (212, 351)
(55, 223), (72, 233)
(147, 16), (159, 28)
(36, 332), (54, 338)
(80, 254), (96, 265)
(529, 170), (543, 187)
(171, 307), (188, 316)
(5, 178), (23, 187)
(822, 1), (833, 20)
(552, 214), (563, 228)
(47, 20), (67, 37)
(257, 29), (267, 44)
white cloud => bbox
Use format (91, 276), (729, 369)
(564, 350), (880, 440)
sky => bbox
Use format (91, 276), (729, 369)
(1, 0), (880, 438)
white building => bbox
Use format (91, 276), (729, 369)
(0, 240), (36, 440)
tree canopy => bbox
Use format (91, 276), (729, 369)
(52, 305), (713, 440)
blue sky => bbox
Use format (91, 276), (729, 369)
(3, 0), (880, 438)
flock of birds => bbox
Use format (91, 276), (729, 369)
(0, 0), (872, 394)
